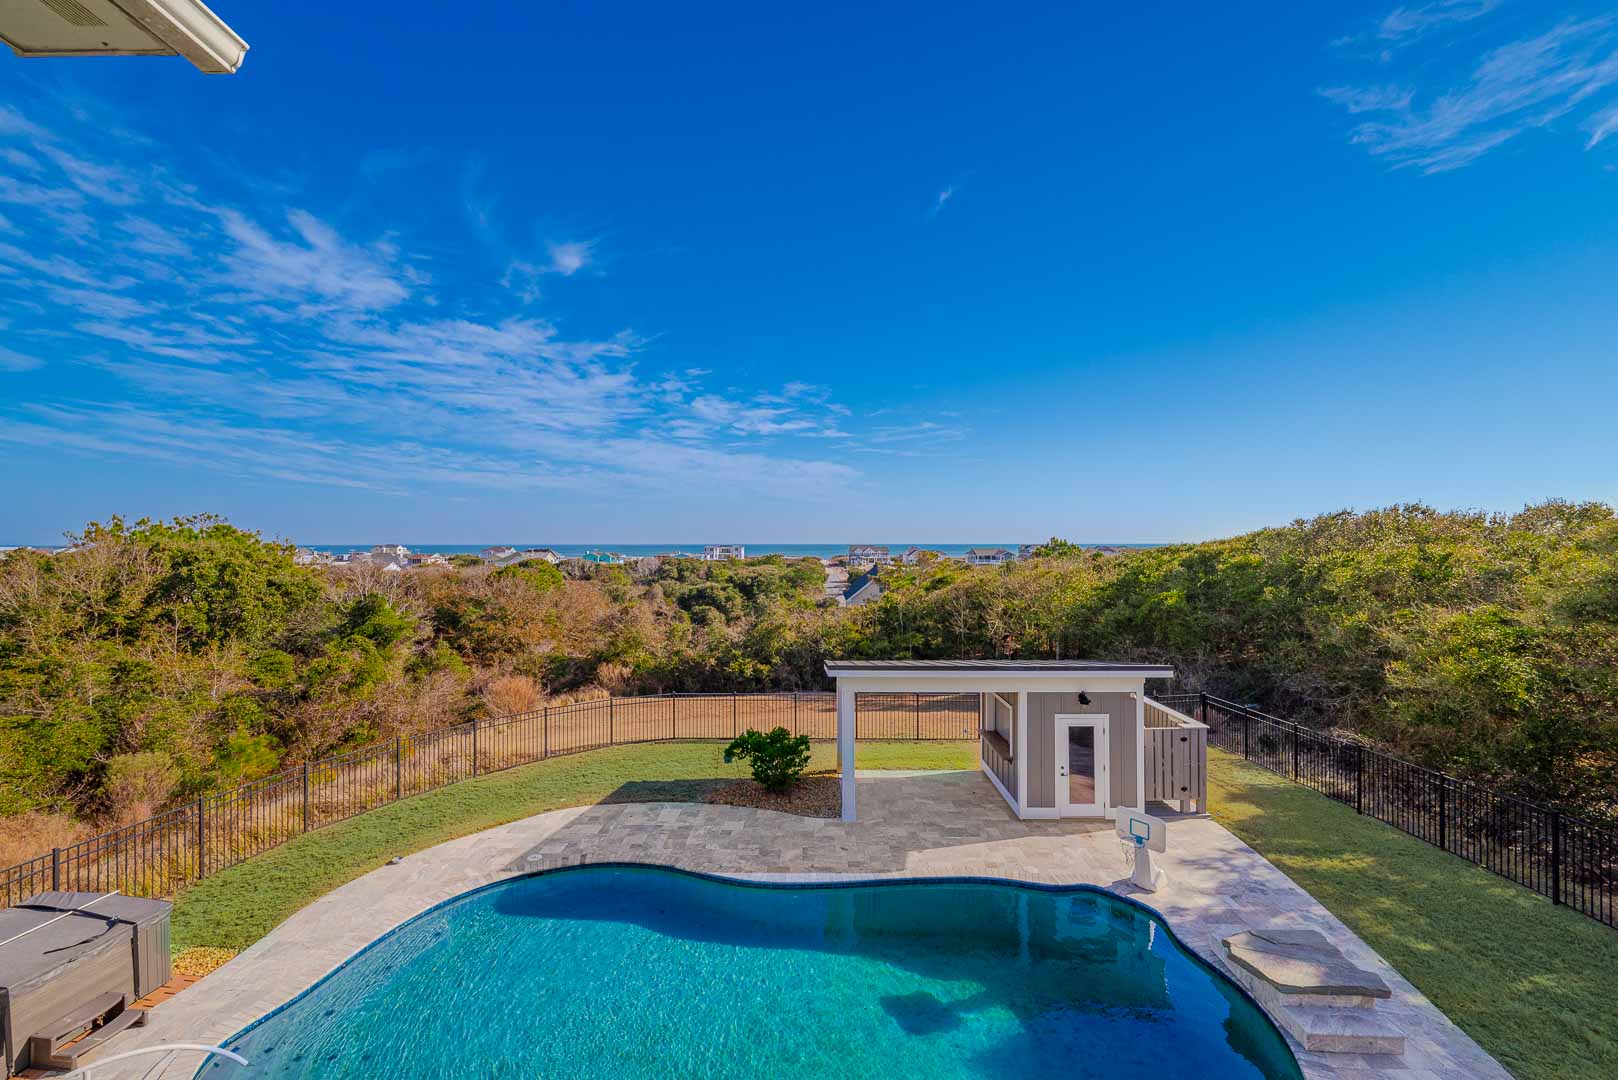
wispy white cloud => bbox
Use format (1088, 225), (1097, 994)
(863, 420), (967, 445)
(1323, 14), (1618, 172)
(214, 207), (413, 312)
(1378, 0), (1502, 46)
(546, 239), (593, 276)
(0, 346), (40, 372)
(117, 216), (191, 258)
(0, 101), (961, 500)
(1583, 100), (1618, 146)
(927, 185), (955, 220)
(1318, 84), (1414, 115)
(501, 239), (597, 302)
(0, 147), (41, 173)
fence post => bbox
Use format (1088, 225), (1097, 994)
(793, 690), (799, 735)
(302, 762), (311, 831)
(51, 846), (61, 891)
(1291, 724), (1299, 780)
(1243, 711), (1250, 760)
(1438, 775), (1448, 851)
(609, 697), (615, 745)
(472, 719), (480, 777)
(732, 691), (738, 737)
(671, 694), (677, 740)
(394, 737), (403, 800)
(914, 692), (921, 740)
(196, 796), (206, 878)
(1550, 810), (1563, 906)
(1355, 746), (1363, 814)
(1198, 691), (1207, 725)
(543, 706), (550, 758)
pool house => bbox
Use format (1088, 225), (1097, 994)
(825, 660), (1208, 822)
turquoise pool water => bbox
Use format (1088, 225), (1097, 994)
(209, 867), (1303, 1079)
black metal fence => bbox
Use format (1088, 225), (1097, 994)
(1157, 692), (1617, 930)
(0, 691), (979, 910)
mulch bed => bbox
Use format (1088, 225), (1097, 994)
(703, 774), (842, 818)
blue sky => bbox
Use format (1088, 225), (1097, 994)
(3, 1), (1618, 545)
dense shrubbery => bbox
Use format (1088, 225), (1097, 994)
(2, 501), (1615, 845)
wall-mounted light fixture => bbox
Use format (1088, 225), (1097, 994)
(1077, 691), (1092, 706)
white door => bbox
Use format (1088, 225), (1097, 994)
(1055, 714), (1108, 817)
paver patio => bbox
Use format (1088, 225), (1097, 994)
(111, 770), (1508, 1079)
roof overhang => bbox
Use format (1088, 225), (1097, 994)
(1, 0), (248, 73)
(823, 659), (1174, 694)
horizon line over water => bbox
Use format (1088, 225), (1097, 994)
(299, 542), (1162, 559)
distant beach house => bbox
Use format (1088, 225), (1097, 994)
(965, 547), (1014, 566)
(1018, 543), (1038, 559)
(898, 546), (935, 564)
(843, 574), (882, 606)
(483, 547), (562, 567)
(702, 544), (746, 561)
(847, 544), (892, 567)
(371, 544), (410, 559)
(407, 552), (449, 567)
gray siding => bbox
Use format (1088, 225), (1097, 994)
(1026, 691), (1138, 810)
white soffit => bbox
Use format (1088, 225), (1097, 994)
(0, 0), (248, 73)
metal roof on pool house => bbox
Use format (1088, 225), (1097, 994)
(823, 659), (1175, 678)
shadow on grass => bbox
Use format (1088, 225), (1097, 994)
(594, 777), (739, 804)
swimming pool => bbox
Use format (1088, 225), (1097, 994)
(208, 866), (1303, 1079)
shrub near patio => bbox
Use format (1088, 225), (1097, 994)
(723, 727), (812, 791)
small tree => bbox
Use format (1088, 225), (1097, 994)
(723, 727), (812, 792)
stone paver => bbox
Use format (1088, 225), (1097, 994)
(110, 771), (1509, 1080)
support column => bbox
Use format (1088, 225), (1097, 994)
(1134, 691), (1146, 814)
(837, 685), (857, 822)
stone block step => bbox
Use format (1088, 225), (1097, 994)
(1279, 1004), (1406, 1056)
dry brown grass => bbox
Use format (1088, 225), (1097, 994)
(481, 673), (542, 715)
(0, 810), (96, 868)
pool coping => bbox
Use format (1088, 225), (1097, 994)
(103, 774), (1512, 1080)
(207, 863), (1307, 1078)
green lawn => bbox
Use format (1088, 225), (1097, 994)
(1207, 748), (1618, 1080)
(173, 739), (976, 953)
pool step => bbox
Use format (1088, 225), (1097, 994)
(1214, 928), (1406, 1057)
(1223, 967), (1407, 1055)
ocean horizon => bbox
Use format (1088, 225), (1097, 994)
(296, 542), (1162, 559)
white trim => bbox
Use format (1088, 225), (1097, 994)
(1054, 713), (1109, 818)
(1144, 697), (1208, 728)
(1134, 692), (1145, 814)
(828, 674), (1159, 696)
(979, 756), (1018, 814)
